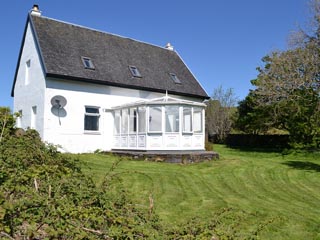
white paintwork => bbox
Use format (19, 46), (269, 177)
(13, 22), (206, 153)
(13, 23), (46, 138)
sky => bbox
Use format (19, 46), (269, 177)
(0, 0), (309, 109)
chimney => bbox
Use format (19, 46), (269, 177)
(165, 42), (174, 51)
(30, 4), (41, 17)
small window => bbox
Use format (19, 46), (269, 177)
(84, 107), (100, 131)
(129, 66), (142, 78)
(169, 73), (181, 84)
(25, 60), (31, 85)
(129, 108), (137, 133)
(81, 57), (95, 69)
(31, 106), (37, 129)
(17, 110), (23, 128)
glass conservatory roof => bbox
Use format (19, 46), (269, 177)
(111, 96), (206, 110)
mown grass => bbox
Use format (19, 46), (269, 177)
(77, 145), (320, 239)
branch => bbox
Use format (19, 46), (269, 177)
(0, 232), (15, 240)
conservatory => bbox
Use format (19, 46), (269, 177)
(112, 96), (206, 151)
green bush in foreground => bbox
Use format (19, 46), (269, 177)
(0, 129), (162, 239)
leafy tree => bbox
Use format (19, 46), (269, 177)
(206, 86), (238, 143)
(240, 0), (320, 148)
(235, 89), (274, 134)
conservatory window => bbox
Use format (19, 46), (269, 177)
(183, 107), (192, 133)
(149, 106), (162, 132)
(84, 107), (100, 131)
(121, 109), (129, 134)
(193, 107), (202, 133)
(165, 106), (179, 132)
(138, 107), (146, 133)
(129, 108), (137, 133)
(114, 110), (120, 134)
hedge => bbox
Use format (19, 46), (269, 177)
(212, 134), (290, 149)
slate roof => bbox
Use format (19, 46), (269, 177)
(12, 14), (209, 99)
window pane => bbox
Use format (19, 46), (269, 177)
(85, 107), (100, 131)
(165, 106), (179, 132)
(149, 106), (162, 132)
(129, 108), (137, 133)
(193, 108), (202, 133)
(114, 110), (120, 134)
(138, 107), (146, 133)
(183, 107), (192, 132)
(86, 107), (99, 113)
(121, 109), (129, 134)
(85, 115), (99, 130)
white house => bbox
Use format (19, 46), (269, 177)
(12, 5), (209, 153)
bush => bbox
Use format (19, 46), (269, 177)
(0, 129), (161, 239)
(225, 134), (290, 149)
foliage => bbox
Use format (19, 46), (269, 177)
(0, 107), (19, 142)
(206, 86), (238, 143)
(237, 0), (320, 149)
(0, 128), (162, 239)
(235, 91), (269, 134)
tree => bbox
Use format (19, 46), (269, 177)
(241, 0), (320, 148)
(235, 89), (274, 134)
(0, 107), (18, 142)
(206, 86), (238, 143)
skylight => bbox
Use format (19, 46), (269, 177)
(81, 57), (95, 70)
(169, 73), (181, 84)
(129, 66), (142, 78)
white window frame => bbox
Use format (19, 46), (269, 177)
(121, 109), (129, 135)
(114, 110), (121, 135)
(84, 106), (100, 132)
(165, 105), (180, 133)
(129, 66), (142, 78)
(138, 106), (146, 133)
(182, 106), (193, 133)
(148, 105), (162, 133)
(193, 107), (203, 133)
(81, 56), (95, 70)
(129, 108), (137, 134)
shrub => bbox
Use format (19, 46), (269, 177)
(0, 129), (161, 239)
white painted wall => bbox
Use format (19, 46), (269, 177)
(13, 22), (46, 138)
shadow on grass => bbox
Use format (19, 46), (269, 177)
(282, 161), (320, 172)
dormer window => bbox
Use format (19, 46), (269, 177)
(169, 73), (181, 84)
(81, 57), (95, 70)
(129, 66), (142, 78)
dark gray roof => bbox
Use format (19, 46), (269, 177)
(12, 14), (208, 99)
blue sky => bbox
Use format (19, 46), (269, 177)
(0, 0), (309, 108)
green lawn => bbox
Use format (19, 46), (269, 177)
(78, 145), (320, 239)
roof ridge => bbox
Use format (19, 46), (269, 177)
(33, 15), (176, 53)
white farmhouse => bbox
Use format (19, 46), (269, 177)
(12, 5), (209, 153)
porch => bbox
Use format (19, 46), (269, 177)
(111, 96), (206, 151)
